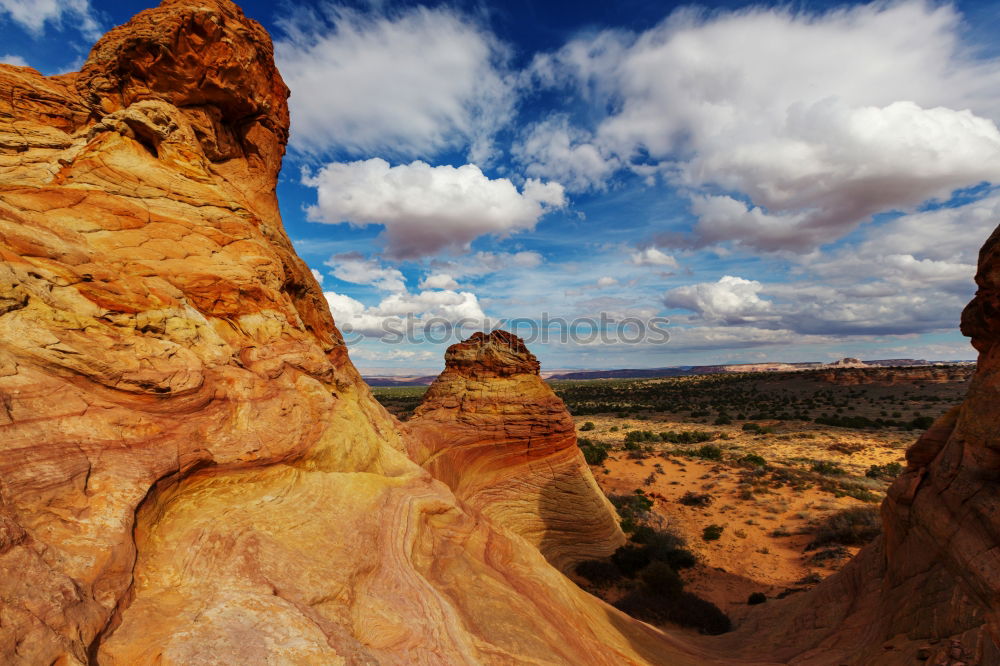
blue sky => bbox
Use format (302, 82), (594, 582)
(3, 0), (998, 374)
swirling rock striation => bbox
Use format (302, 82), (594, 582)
(0, 2), (730, 664)
(406, 330), (626, 572)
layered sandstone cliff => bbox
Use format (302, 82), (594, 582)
(406, 330), (625, 572)
(816, 365), (974, 386)
(0, 2), (729, 664)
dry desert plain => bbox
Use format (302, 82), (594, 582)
(375, 364), (973, 633)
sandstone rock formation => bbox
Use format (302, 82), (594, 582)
(0, 2), (732, 664)
(816, 365), (974, 386)
(406, 330), (625, 572)
(6, 1), (1000, 664)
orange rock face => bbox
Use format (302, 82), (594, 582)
(406, 330), (625, 571)
(7, 1), (997, 664)
(0, 2), (728, 664)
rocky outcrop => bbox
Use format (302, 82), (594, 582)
(406, 330), (625, 572)
(0, 2), (734, 664)
(695, 238), (1000, 663)
(816, 365), (974, 385)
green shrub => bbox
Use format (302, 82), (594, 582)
(738, 453), (767, 467)
(660, 430), (714, 444)
(807, 506), (881, 549)
(679, 491), (713, 507)
(811, 460), (846, 476)
(579, 441), (609, 466)
(580, 421), (596, 431)
(865, 461), (903, 479)
(641, 561), (684, 596)
(612, 545), (650, 577)
(702, 524), (725, 541)
(575, 559), (623, 586)
(693, 444), (723, 461)
(614, 590), (731, 635)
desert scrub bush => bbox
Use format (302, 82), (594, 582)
(702, 524), (725, 541)
(625, 429), (659, 445)
(866, 461), (903, 479)
(737, 453), (767, 468)
(629, 524), (698, 571)
(671, 444), (724, 461)
(575, 559), (623, 586)
(809, 546), (848, 564)
(807, 506), (880, 549)
(641, 561), (684, 596)
(610, 489), (654, 532)
(742, 423), (775, 434)
(577, 438), (609, 466)
(678, 491), (713, 507)
(811, 460), (846, 476)
(580, 421), (596, 431)
(615, 589), (732, 635)
(660, 430), (714, 444)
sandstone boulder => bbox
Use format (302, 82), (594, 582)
(407, 330), (626, 572)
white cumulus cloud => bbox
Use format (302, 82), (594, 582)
(663, 276), (773, 324)
(0, 53), (27, 67)
(533, 1), (1000, 251)
(325, 252), (406, 292)
(0, 0), (99, 39)
(324, 289), (488, 339)
(513, 116), (619, 192)
(305, 159), (565, 259)
(630, 247), (678, 268)
(275, 6), (513, 161)
(419, 273), (459, 290)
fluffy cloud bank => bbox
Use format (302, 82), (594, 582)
(325, 252), (406, 293)
(529, 1), (1000, 250)
(305, 159), (565, 259)
(324, 289), (488, 339)
(0, 0), (99, 38)
(664, 193), (999, 338)
(275, 6), (513, 161)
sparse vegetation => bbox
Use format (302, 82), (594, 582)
(679, 491), (713, 507)
(578, 438), (609, 466)
(702, 524), (725, 541)
(370, 367), (970, 635)
(866, 462), (903, 479)
(807, 506), (881, 550)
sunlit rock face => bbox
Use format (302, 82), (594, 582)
(0, 2), (729, 664)
(406, 330), (626, 572)
(700, 231), (1000, 664)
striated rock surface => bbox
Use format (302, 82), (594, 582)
(0, 2), (736, 664)
(406, 330), (626, 572)
(816, 365), (974, 386)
